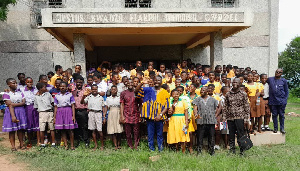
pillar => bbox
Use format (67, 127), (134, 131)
(210, 30), (223, 70)
(73, 33), (86, 80)
(268, 0), (279, 76)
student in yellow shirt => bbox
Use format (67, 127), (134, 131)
(204, 72), (222, 95)
(49, 65), (63, 86)
(191, 76), (203, 96)
(130, 60), (142, 78)
(226, 65), (235, 78)
(244, 72), (264, 134)
(207, 84), (221, 102)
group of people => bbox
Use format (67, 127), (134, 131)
(2, 59), (289, 156)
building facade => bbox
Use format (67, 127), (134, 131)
(0, 0), (278, 90)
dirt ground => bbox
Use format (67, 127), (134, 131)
(0, 116), (29, 171)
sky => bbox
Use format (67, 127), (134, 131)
(278, 0), (300, 52)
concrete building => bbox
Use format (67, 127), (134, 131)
(0, 0), (279, 90)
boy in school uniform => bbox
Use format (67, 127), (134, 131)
(34, 83), (56, 150)
(81, 84), (107, 150)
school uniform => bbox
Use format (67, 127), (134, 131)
(54, 92), (78, 129)
(84, 94), (105, 131)
(17, 83), (26, 93)
(204, 81), (222, 95)
(244, 82), (263, 118)
(106, 96), (123, 134)
(23, 87), (39, 132)
(49, 74), (62, 86)
(167, 100), (190, 144)
(34, 92), (55, 131)
(2, 91), (27, 132)
(262, 83), (271, 126)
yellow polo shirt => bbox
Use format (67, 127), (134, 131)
(49, 74), (62, 86)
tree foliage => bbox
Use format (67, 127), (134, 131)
(0, 0), (17, 21)
(279, 37), (300, 90)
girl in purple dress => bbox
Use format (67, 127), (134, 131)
(54, 82), (77, 150)
(23, 77), (40, 147)
(2, 78), (27, 151)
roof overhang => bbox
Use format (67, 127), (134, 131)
(41, 8), (254, 51)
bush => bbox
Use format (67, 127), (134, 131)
(290, 88), (300, 98)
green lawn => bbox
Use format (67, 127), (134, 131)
(1, 100), (300, 171)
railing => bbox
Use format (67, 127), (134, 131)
(125, 0), (152, 8)
(211, 0), (237, 8)
(30, 0), (65, 28)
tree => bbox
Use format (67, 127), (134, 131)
(0, 0), (17, 21)
(279, 37), (300, 90)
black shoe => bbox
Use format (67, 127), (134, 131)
(39, 146), (46, 151)
(261, 127), (266, 131)
(273, 129), (278, 133)
(229, 148), (236, 155)
(265, 127), (272, 131)
(75, 141), (81, 148)
(280, 130), (286, 134)
(209, 150), (215, 156)
(196, 148), (202, 155)
(85, 143), (90, 148)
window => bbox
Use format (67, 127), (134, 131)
(125, 0), (152, 8)
(211, 0), (237, 8)
(48, 0), (63, 8)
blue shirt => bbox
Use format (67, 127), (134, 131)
(267, 77), (289, 105)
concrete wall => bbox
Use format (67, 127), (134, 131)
(0, 0), (278, 90)
(0, 2), (73, 90)
(186, 0), (278, 76)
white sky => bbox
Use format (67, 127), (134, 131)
(278, 0), (300, 52)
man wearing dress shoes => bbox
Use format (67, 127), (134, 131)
(267, 69), (289, 134)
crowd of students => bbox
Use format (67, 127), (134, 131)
(2, 59), (288, 156)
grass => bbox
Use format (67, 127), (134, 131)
(1, 98), (300, 171)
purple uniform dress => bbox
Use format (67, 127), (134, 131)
(54, 92), (78, 129)
(2, 91), (27, 132)
(23, 87), (39, 132)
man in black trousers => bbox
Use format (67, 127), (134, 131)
(223, 78), (250, 155)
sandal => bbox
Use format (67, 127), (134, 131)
(70, 147), (75, 150)
(20, 146), (27, 150)
(11, 148), (17, 152)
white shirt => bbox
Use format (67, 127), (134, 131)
(23, 87), (38, 105)
(263, 83), (269, 99)
(96, 80), (108, 94)
(107, 83), (126, 97)
(84, 94), (105, 111)
(119, 69), (130, 78)
(105, 96), (120, 108)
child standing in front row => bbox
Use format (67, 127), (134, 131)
(106, 85), (123, 150)
(81, 84), (107, 150)
(54, 82), (78, 150)
(23, 77), (40, 147)
(260, 74), (271, 131)
(2, 78), (27, 151)
(34, 83), (56, 149)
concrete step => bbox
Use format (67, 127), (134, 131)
(249, 131), (285, 146)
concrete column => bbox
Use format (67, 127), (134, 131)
(268, 0), (279, 76)
(210, 30), (223, 70)
(73, 33), (86, 80)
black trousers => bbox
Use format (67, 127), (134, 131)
(75, 109), (89, 143)
(228, 119), (245, 151)
(197, 124), (215, 152)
